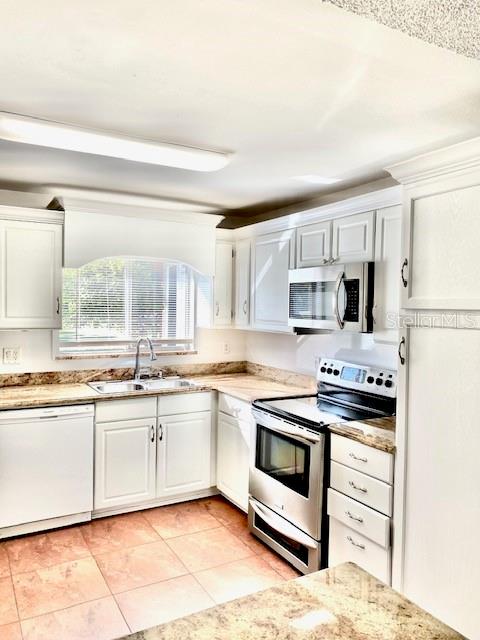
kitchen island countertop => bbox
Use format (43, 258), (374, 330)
(119, 562), (463, 640)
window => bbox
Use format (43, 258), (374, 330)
(58, 256), (195, 356)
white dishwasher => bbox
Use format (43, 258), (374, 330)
(0, 404), (94, 538)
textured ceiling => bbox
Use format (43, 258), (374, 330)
(324, 0), (480, 59)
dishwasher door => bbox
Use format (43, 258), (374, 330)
(0, 404), (94, 529)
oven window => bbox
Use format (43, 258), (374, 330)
(255, 425), (311, 498)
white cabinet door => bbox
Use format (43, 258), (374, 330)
(157, 411), (212, 498)
(296, 220), (331, 267)
(252, 229), (295, 332)
(217, 411), (250, 512)
(234, 238), (251, 327)
(401, 184), (480, 309)
(373, 205), (401, 344)
(94, 418), (156, 510)
(214, 241), (233, 326)
(395, 328), (480, 639)
(0, 219), (62, 328)
(332, 211), (375, 263)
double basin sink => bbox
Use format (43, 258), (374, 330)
(88, 377), (199, 395)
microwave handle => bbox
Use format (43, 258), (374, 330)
(334, 271), (345, 329)
(249, 498), (318, 549)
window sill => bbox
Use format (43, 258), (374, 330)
(55, 350), (198, 361)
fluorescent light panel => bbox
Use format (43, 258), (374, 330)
(294, 174), (340, 185)
(0, 112), (231, 172)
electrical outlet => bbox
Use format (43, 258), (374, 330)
(3, 347), (22, 365)
(223, 342), (231, 354)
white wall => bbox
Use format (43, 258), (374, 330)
(245, 330), (397, 375)
(0, 328), (246, 374)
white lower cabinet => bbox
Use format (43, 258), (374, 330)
(157, 411), (212, 498)
(217, 411), (251, 512)
(94, 417), (157, 510)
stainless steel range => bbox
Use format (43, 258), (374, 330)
(248, 358), (397, 574)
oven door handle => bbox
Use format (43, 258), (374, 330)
(249, 498), (317, 549)
(334, 271), (345, 330)
(255, 418), (322, 445)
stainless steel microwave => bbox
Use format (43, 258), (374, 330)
(288, 263), (374, 332)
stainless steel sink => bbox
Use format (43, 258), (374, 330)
(88, 377), (199, 394)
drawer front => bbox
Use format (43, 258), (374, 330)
(329, 517), (391, 584)
(330, 461), (393, 516)
(331, 434), (393, 483)
(96, 397), (157, 423)
(327, 488), (390, 548)
(158, 391), (212, 416)
(218, 393), (253, 423)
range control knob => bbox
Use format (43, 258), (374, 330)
(385, 379), (393, 388)
(375, 378), (383, 386)
(326, 368), (333, 374)
(320, 366), (326, 373)
(333, 369), (340, 376)
(367, 376), (374, 384)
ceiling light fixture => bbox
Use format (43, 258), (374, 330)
(294, 174), (341, 185)
(0, 112), (231, 172)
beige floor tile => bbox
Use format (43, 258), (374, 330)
(0, 545), (10, 578)
(80, 512), (159, 555)
(225, 518), (270, 554)
(115, 574), (214, 633)
(6, 527), (91, 574)
(0, 622), (22, 640)
(143, 501), (219, 539)
(200, 496), (247, 527)
(259, 549), (302, 579)
(21, 596), (129, 640)
(166, 526), (253, 573)
(96, 540), (187, 593)
(194, 555), (284, 604)
(13, 557), (110, 619)
(0, 577), (18, 626)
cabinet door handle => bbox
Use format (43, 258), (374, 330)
(401, 258), (408, 288)
(349, 452), (368, 463)
(215, 302), (220, 317)
(158, 424), (163, 441)
(243, 300), (247, 315)
(56, 297), (60, 315)
(347, 535), (366, 550)
(398, 337), (406, 365)
(349, 480), (367, 493)
(150, 425), (155, 443)
(322, 258), (329, 265)
(345, 511), (364, 524)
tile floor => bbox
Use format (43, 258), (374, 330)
(0, 496), (300, 639)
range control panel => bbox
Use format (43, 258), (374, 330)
(317, 358), (397, 398)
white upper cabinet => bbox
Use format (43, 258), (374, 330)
(296, 220), (331, 267)
(234, 238), (251, 327)
(156, 411), (213, 498)
(252, 229), (295, 332)
(331, 211), (375, 263)
(214, 241), (233, 326)
(0, 215), (63, 329)
(400, 184), (480, 310)
(373, 205), (402, 343)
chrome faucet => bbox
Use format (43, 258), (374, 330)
(134, 337), (157, 380)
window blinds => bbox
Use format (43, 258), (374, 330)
(59, 257), (194, 354)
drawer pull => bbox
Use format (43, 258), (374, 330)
(349, 452), (368, 463)
(347, 535), (366, 550)
(345, 510), (364, 523)
(349, 480), (367, 493)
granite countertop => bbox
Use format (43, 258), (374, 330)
(0, 373), (316, 411)
(120, 562), (463, 640)
(329, 416), (396, 454)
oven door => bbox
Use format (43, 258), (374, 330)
(288, 264), (369, 332)
(250, 408), (324, 539)
(248, 497), (321, 574)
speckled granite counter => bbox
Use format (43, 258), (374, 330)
(329, 416), (396, 453)
(120, 562), (463, 640)
(0, 372), (315, 411)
